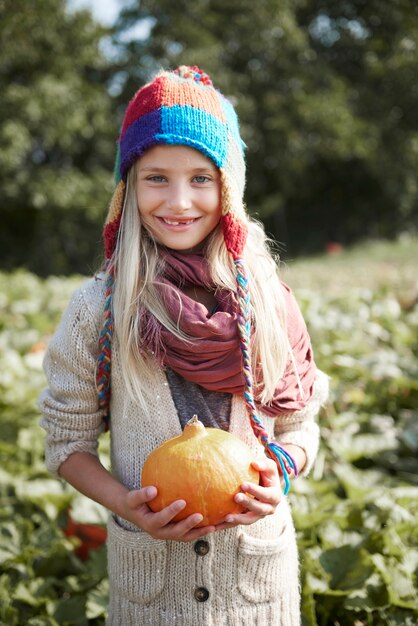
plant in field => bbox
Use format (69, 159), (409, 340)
(0, 241), (417, 625)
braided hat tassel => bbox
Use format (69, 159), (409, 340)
(233, 257), (296, 494)
(96, 262), (114, 428)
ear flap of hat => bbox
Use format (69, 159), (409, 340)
(218, 169), (248, 259)
(103, 180), (126, 259)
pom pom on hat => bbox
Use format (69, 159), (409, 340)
(174, 65), (214, 86)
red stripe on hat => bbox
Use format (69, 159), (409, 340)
(103, 217), (121, 259)
(222, 213), (248, 259)
(121, 77), (166, 137)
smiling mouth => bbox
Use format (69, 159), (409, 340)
(158, 217), (199, 226)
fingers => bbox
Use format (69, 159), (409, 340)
(218, 460), (283, 527)
(149, 498), (188, 524)
(126, 486), (157, 509)
(241, 457), (282, 509)
(126, 488), (215, 541)
(240, 481), (281, 506)
(219, 511), (260, 528)
(168, 519), (216, 542)
(237, 489), (280, 516)
(148, 509), (215, 542)
(251, 458), (281, 488)
(126, 487), (202, 529)
(217, 495), (281, 529)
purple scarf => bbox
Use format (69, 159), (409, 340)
(140, 250), (316, 415)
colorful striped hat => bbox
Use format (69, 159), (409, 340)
(97, 65), (296, 492)
(103, 65), (248, 261)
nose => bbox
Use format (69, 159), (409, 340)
(167, 181), (192, 213)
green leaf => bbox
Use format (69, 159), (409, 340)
(86, 578), (109, 619)
(343, 572), (389, 611)
(372, 554), (418, 608)
(319, 545), (375, 590)
(53, 597), (88, 626)
(300, 587), (319, 626)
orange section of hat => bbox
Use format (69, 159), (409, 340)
(161, 76), (226, 122)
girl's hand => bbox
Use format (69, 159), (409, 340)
(120, 486), (216, 542)
(215, 458), (282, 530)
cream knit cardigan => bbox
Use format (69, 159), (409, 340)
(40, 276), (329, 626)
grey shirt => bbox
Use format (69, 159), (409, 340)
(166, 368), (232, 432)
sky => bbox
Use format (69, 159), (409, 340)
(68, 0), (152, 44)
(68, 0), (121, 25)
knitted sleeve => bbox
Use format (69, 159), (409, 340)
(273, 369), (329, 477)
(39, 280), (106, 478)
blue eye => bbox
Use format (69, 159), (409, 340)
(194, 175), (210, 183)
(147, 175), (166, 182)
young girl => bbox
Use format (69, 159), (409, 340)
(40, 65), (328, 626)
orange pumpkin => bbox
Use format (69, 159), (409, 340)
(141, 415), (260, 527)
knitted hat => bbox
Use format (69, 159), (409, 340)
(97, 65), (296, 492)
(103, 65), (247, 261)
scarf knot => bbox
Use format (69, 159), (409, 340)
(140, 249), (316, 415)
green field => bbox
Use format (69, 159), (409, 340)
(1, 237), (417, 625)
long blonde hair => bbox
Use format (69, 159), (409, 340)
(110, 165), (291, 412)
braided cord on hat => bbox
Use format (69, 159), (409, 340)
(96, 263), (114, 428)
(234, 258), (296, 494)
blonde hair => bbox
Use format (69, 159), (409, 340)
(110, 165), (291, 412)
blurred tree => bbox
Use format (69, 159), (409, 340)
(294, 0), (418, 251)
(0, 0), (117, 275)
(115, 0), (418, 255)
(1, 0), (417, 273)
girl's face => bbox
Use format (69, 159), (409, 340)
(136, 144), (221, 252)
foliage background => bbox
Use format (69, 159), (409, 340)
(1, 239), (417, 625)
(0, 238), (418, 626)
(0, 1), (417, 624)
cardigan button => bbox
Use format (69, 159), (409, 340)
(194, 540), (210, 556)
(194, 587), (210, 602)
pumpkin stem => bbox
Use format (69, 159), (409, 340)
(183, 415), (206, 439)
